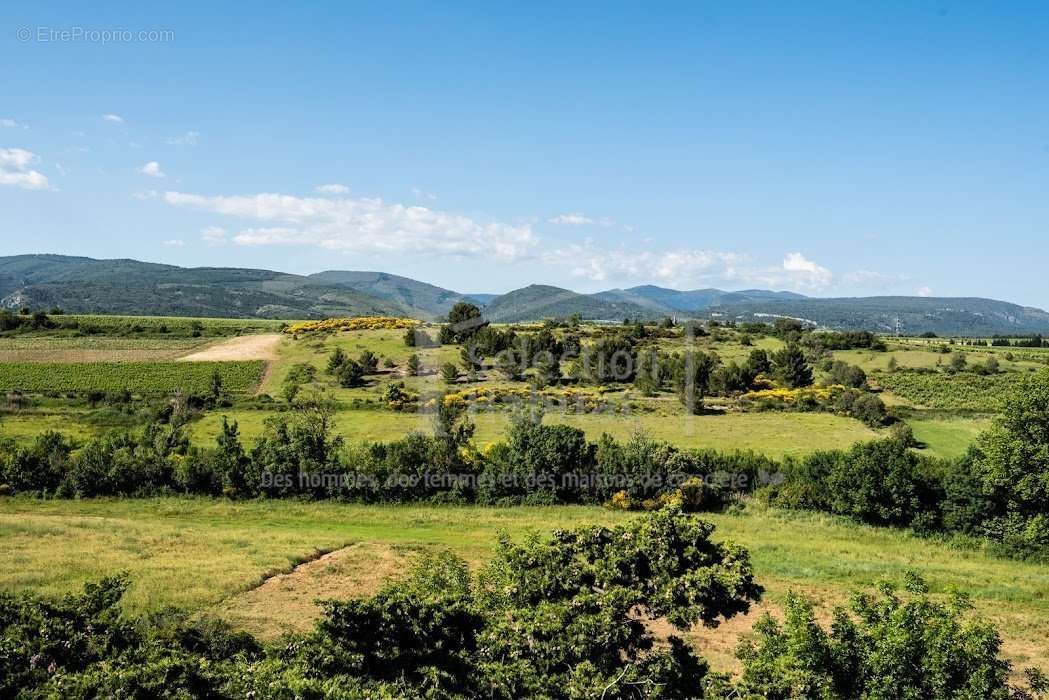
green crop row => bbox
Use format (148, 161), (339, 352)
(875, 369), (1024, 411)
(0, 361), (265, 395)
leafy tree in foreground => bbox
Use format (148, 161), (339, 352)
(720, 573), (1041, 700)
(231, 507), (762, 698)
(969, 368), (1049, 554)
(4, 515), (1047, 699)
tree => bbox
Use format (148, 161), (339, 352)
(216, 417), (249, 493)
(459, 343), (482, 372)
(404, 327), (432, 347)
(674, 350), (719, 414)
(824, 360), (867, 388)
(208, 369), (224, 403)
(712, 361), (756, 395)
(745, 348), (772, 376)
(496, 348), (525, 381)
(633, 349), (663, 396)
(221, 510), (761, 699)
(326, 347), (347, 374)
(530, 352), (560, 388)
(431, 394), (475, 472)
(727, 575), (1018, 700)
(444, 302), (486, 343)
(970, 369), (1049, 553)
(947, 351), (968, 374)
(440, 362), (459, 384)
(336, 360), (365, 387)
(406, 353), (421, 376)
(358, 350), (379, 374)
(771, 344), (813, 388)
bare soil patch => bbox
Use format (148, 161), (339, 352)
(213, 542), (415, 638)
(178, 333), (282, 362)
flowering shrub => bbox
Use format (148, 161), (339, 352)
(285, 316), (419, 334)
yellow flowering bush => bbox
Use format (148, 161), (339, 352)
(285, 317), (419, 334)
(739, 385), (839, 404)
(435, 385), (616, 413)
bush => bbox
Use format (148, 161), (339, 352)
(724, 574), (1022, 700)
(824, 360), (867, 388)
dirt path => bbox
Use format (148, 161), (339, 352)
(177, 333), (283, 362)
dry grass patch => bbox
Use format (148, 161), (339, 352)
(214, 542), (416, 638)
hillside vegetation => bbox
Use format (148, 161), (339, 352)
(4, 255), (1048, 334)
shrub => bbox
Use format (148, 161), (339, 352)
(824, 360), (867, 388)
(725, 574), (1020, 700)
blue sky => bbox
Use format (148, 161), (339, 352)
(2, 1), (1048, 305)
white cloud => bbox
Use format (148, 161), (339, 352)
(542, 244), (835, 291)
(200, 226), (228, 245)
(411, 187), (437, 201)
(316, 183), (349, 195)
(0, 148), (51, 190)
(542, 242), (748, 287)
(781, 252), (833, 289)
(548, 212), (617, 227)
(162, 239), (185, 247)
(160, 190), (536, 260)
(138, 161), (165, 178)
(1, 118), (27, 129)
(917, 286), (933, 297)
(165, 131), (199, 146)
(102, 113), (125, 124)
(549, 212), (594, 226)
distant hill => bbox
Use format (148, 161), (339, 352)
(308, 270), (470, 318)
(482, 284), (656, 322)
(2, 255), (1047, 335)
(596, 285), (807, 312)
(464, 293), (499, 306)
(709, 296), (1049, 336)
(0, 255), (416, 320)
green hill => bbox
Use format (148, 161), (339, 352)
(0, 255), (416, 320)
(595, 285), (807, 312)
(482, 284), (657, 322)
(3, 255), (1047, 334)
(710, 296), (1049, 335)
(308, 270), (469, 319)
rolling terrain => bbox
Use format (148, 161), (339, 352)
(3, 254), (1049, 334)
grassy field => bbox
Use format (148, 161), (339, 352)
(187, 407), (879, 458)
(1, 497), (1046, 674)
(908, 416), (993, 459)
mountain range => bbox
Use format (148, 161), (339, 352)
(2, 254), (1048, 335)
